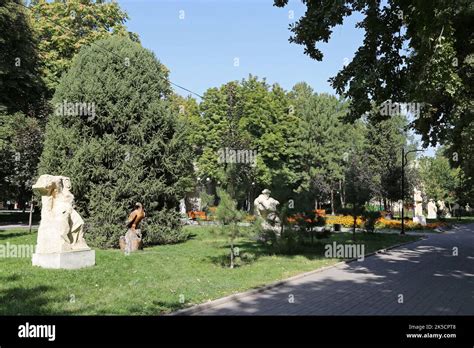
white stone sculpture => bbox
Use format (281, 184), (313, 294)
(412, 188), (426, 226)
(437, 200), (451, 218)
(179, 198), (187, 216)
(31, 174), (95, 269)
(254, 189), (281, 236)
(427, 199), (437, 219)
(437, 200), (446, 212)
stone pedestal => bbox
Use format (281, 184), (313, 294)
(119, 228), (143, 252)
(413, 216), (427, 226)
(32, 250), (95, 269)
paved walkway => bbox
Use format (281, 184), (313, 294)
(0, 224), (37, 230)
(181, 223), (474, 315)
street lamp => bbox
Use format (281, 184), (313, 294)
(401, 148), (424, 235)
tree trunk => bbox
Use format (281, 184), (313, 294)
(341, 179), (346, 208)
(28, 198), (34, 234)
(339, 180), (345, 208)
(331, 189), (335, 215)
(353, 213), (357, 241)
(230, 241), (234, 269)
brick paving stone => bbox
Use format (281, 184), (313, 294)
(180, 223), (474, 315)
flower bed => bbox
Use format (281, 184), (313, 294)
(188, 211), (207, 220)
(188, 211), (447, 230)
(290, 215), (447, 230)
(326, 215), (364, 227)
(287, 210), (326, 224)
(376, 218), (447, 230)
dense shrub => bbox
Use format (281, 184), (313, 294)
(362, 211), (382, 233)
(272, 229), (301, 254)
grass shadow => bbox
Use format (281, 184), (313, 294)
(0, 284), (55, 315)
(0, 229), (34, 240)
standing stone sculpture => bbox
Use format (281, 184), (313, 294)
(437, 200), (451, 218)
(254, 189), (281, 236)
(119, 203), (145, 253)
(427, 199), (437, 219)
(32, 174), (95, 269)
(412, 188), (426, 226)
(179, 198), (187, 216)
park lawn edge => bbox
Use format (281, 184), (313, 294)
(171, 235), (424, 315)
(1, 226), (424, 315)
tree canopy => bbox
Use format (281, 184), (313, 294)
(418, 150), (462, 205)
(0, 0), (46, 117)
(29, 0), (138, 92)
(274, 0), (473, 202)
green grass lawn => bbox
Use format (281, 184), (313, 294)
(0, 226), (420, 315)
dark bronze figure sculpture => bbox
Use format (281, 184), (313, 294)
(119, 202), (145, 253)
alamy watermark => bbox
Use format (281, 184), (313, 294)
(217, 147), (257, 167)
(324, 242), (365, 261)
(55, 100), (96, 120)
(18, 322), (55, 342)
(0, 243), (35, 258)
(379, 100), (424, 118)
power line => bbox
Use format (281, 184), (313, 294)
(17, 1), (204, 99)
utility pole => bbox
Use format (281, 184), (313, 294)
(28, 196), (34, 234)
(401, 148), (405, 235)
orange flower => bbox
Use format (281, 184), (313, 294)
(188, 211), (207, 220)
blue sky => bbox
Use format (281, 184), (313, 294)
(118, 0), (365, 98)
(117, 0), (436, 156)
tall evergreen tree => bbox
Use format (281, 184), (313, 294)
(0, 0), (47, 206)
(364, 114), (409, 209)
(0, 0), (46, 117)
(39, 36), (194, 248)
(0, 112), (42, 207)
